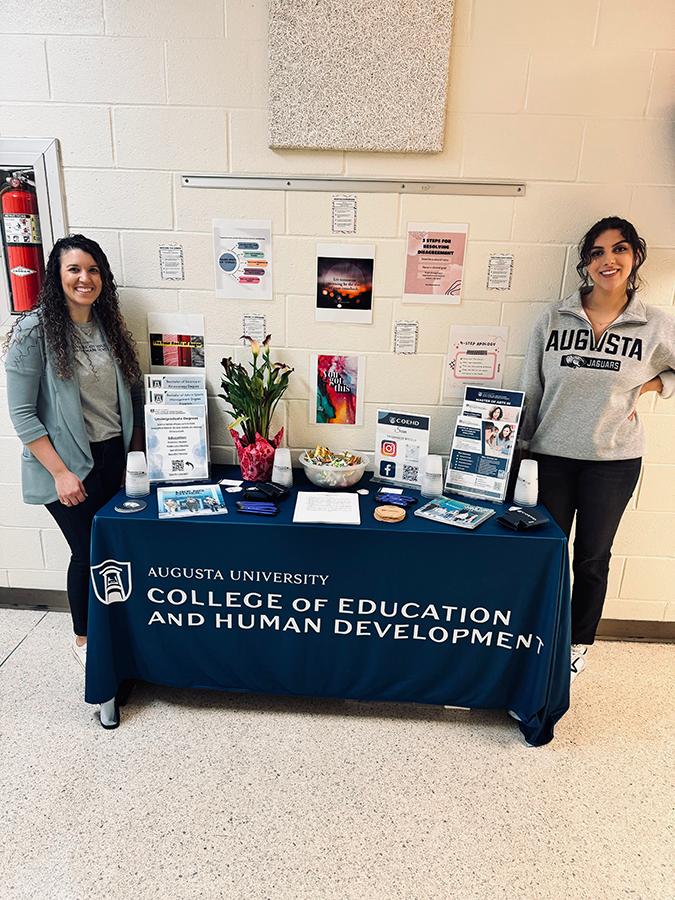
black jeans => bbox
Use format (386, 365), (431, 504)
(534, 453), (642, 646)
(46, 436), (125, 637)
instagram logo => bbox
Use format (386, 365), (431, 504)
(381, 440), (397, 457)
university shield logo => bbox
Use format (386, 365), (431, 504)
(90, 559), (132, 605)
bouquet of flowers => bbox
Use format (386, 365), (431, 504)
(219, 336), (293, 481)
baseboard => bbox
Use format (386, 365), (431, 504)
(595, 619), (675, 643)
(0, 586), (69, 612)
(0, 588), (674, 642)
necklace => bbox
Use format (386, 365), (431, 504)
(582, 300), (627, 327)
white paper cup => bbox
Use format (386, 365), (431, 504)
(420, 455), (444, 499)
(513, 458), (538, 507)
(271, 447), (293, 487)
(125, 451), (150, 498)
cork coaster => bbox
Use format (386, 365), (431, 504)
(374, 504), (406, 523)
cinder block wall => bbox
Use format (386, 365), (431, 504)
(1, 0), (673, 622)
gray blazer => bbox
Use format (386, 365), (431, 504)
(5, 311), (138, 505)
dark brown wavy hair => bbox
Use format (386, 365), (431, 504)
(4, 234), (141, 386)
(576, 216), (647, 296)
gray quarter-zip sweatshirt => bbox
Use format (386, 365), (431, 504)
(520, 291), (675, 460)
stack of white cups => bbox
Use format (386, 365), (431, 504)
(125, 451), (150, 498)
(513, 458), (538, 507)
(271, 447), (293, 488)
(420, 455), (444, 499)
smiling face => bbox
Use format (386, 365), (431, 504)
(586, 229), (635, 296)
(60, 248), (102, 321)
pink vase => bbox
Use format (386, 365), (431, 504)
(230, 427), (284, 482)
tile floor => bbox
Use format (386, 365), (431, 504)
(1, 608), (673, 900)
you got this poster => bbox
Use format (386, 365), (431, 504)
(310, 354), (365, 426)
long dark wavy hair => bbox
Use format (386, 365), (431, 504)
(4, 234), (141, 385)
(576, 216), (647, 297)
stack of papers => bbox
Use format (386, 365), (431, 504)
(293, 492), (360, 525)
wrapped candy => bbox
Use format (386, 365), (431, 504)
(306, 445), (362, 467)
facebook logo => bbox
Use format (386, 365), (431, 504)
(379, 460), (396, 478)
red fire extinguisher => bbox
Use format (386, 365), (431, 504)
(1, 171), (45, 312)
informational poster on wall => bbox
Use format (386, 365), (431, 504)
(145, 404), (209, 483)
(444, 387), (524, 503)
(316, 243), (375, 324)
(213, 219), (273, 300)
(309, 354), (365, 425)
(403, 223), (468, 304)
(158, 243), (185, 281)
(486, 254), (514, 291)
(332, 195), (357, 234)
(393, 320), (419, 355)
(372, 409), (430, 488)
(242, 313), (266, 343)
(147, 313), (205, 374)
(444, 325), (509, 398)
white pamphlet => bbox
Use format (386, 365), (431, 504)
(293, 492), (361, 526)
(332, 195), (357, 234)
(486, 254), (514, 291)
(159, 244), (185, 281)
(242, 313), (266, 343)
(394, 320), (419, 355)
(145, 404), (209, 483)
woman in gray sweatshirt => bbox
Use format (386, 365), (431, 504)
(520, 217), (675, 682)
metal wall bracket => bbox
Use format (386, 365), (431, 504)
(181, 173), (525, 197)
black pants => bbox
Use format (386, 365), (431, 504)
(534, 454), (642, 645)
(46, 436), (125, 637)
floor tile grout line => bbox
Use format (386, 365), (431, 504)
(0, 611), (50, 669)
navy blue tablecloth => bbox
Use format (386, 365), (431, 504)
(86, 469), (570, 745)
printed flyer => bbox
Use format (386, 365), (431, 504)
(444, 387), (524, 503)
(145, 372), (206, 401)
(372, 409), (430, 488)
(213, 219), (273, 300)
(157, 484), (227, 519)
(403, 222), (468, 305)
(310, 354), (365, 425)
(147, 313), (205, 374)
(316, 243), (375, 324)
(145, 404), (209, 483)
(444, 325), (509, 398)
(414, 496), (495, 530)
(146, 389), (208, 407)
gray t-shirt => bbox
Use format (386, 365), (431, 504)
(72, 319), (121, 443)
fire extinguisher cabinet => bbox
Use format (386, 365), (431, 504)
(0, 137), (67, 322)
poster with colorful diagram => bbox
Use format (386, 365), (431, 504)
(213, 219), (273, 300)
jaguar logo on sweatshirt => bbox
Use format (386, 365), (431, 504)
(561, 355), (621, 371)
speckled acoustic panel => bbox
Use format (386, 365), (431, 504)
(268, 0), (455, 153)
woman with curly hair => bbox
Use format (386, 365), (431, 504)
(4, 234), (144, 668)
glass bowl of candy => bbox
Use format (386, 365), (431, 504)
(299, 446), (370, 489)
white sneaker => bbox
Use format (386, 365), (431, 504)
(72, 639), (87, 671)
(570, 644), (588, 684)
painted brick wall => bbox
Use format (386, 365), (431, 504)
(1, 0), (673, 623)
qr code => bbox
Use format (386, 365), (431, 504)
(172, 459), (185, 472)
(405, 443), (420, 463)
(402, 465), (418, 483)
